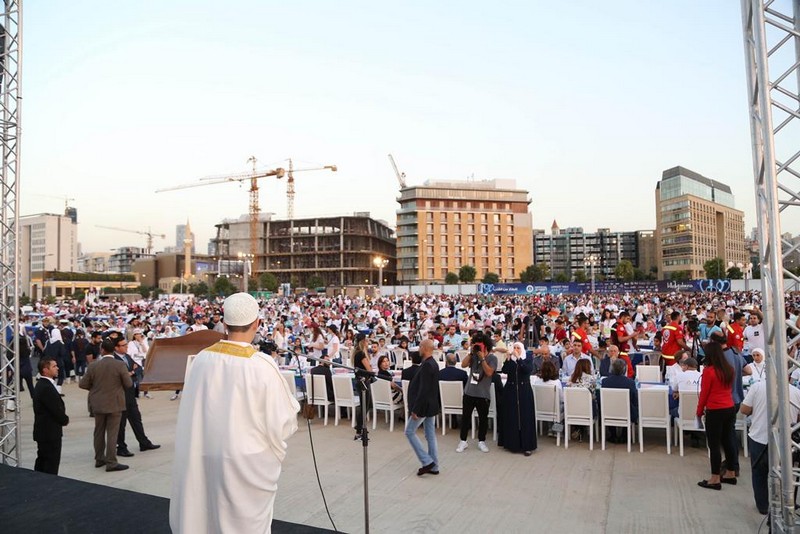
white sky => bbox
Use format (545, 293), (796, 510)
(20, 1), (789, 254)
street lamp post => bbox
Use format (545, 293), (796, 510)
(238, 252), (254, 292)
(730, 261), (754, 291)
(373, 256), (389, 289)
(584, 254), (598, 294)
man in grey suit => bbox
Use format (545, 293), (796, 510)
(79, 337), (133, 472)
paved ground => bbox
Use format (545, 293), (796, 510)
(15, 381), (763, 533)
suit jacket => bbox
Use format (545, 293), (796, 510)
(601, 374), (639, 422)
(33, 378), (69, 442)
(401, 364), (419, 382)
(79, 356), (133, 414)
(439, 365), (468, 386)
(408, 357), (439, 417)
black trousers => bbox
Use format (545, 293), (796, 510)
(705, 406), (737, 475)
(723, 403), (741, 473)
(34, 438), (62, 475)
(118, 394), (150, 450)
(460, 395), (490, 441)
(355, 390), (372, 433)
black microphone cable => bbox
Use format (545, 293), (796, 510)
(287, 350), (339, 532)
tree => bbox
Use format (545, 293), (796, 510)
(726, 266), (743, 280)
(444, 272), (459, 284)
(670, 270), (691, 281)
(213, 276), (237, 297)
(247, 277), (259, 291)
(573, 269), (587, 283)
(482, 272), (500, 284)
(259, 272), (279, 292)
(520, 263), (549, 283)
(308, 275), (324, 289)
(172, 282), (184, 293)
(19, 295), (30, 306)
(614, 259), (635, 281)
(633, 268), (646, 281)
(553, 272), (570, 283)
(752, 264), (760, 279)
(703, 257), (725, 279)
(189, 281), (209, 296)
(458, 265), (477, 283)
(71, 290), (86, 302)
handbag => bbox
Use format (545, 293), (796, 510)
(302, 372), (316, 420)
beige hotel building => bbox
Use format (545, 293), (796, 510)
(396, 179), (533, 284)
(655, 166), (747, 279)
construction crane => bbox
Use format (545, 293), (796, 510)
(285, 158), (337, 219)
(31, 193), (75, 211)
(96, 225), (166, 255)
(388, 154), (407, 188)
(156, 157), (337, 259)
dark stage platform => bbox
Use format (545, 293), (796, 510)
(0, 465), (335, 533)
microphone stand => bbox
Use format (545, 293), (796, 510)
(303, 353), (388, 534)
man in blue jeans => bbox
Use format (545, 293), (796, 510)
(405, 339), (440, 476)
(740, 371), (800, 514)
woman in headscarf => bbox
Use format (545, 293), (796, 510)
(43, 327), (68, 392)
(499, 342), (537, 456)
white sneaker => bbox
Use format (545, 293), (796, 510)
(478, 441), (489, 453)
(456, 440), (468, 453)
(6, 399), (15, 412)
(144, 392), (153, 399)
(170, 393), (180, 401)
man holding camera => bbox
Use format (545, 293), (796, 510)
(456, 332), (497, 454)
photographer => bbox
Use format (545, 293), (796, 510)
(456, 332), (497, 454)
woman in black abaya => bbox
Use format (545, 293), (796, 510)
(500, 342), (537, 455)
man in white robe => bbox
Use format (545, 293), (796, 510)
(170, 292), (300, 534)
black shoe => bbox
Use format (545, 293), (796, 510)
(117, 449), (135, 458)
(698, 480), (721, 490)
(417, 462), (437, 476)
(721, 477), (737, 485)
(95, 460), (106, 468)
(354, 433), (362, 441)
(106, 464), (129, 472)
(140, 443), (161, 452)
(524, 451), (533, 457)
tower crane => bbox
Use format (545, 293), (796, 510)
(31, 193), (76, 211)
(388, 154), (407, 188)
(156, 157), (336, 260)
(95, 225), (166, 255)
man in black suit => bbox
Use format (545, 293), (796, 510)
(33, 358), (69, 474)
(109, 334), (159, 456)
(401, 350), (421, 382)
(404, 339), (440, 476)
(310, 353), (334, 401)
(439, 353), (467, 386)
(601, 358), (639, 443)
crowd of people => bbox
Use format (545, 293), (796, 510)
(9, 287), (800, 525)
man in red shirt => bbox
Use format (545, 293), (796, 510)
(661, 311), (688, 371)
(571, 315), (597, 357)
(726, 312), (746, 354)
(613, 311), (639, 353)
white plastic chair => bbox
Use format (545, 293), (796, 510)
(439, 381), (464, 436)
(402, 379), (410, 421)
(403, 359), (413, 369)
(735, 411), (749, 458)
(370, 378), (402, 431)
(534, 383), (563, 447)
(332, 375), (360, 427)
(564, 387), (595, 450)
(456, 349), (469, 362)
(392, 348), (408, 369)
(305, 374), (334, 425)
(280, 370), (305, 401)
(638, 387), (671, 454)
(471, 387), (498, 442)
(339, 347), (351, 366)
(675, 390), (705, 457)
(437, 360), (446, 370)
(637, 366), (661, 383)
(600, 388), (634, 452)
(433, 349), (444, 361)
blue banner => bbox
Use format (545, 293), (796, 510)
(478, 279), (731, 295)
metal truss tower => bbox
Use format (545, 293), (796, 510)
(742, 1), (800, 531)
(0, 0), (21, 467)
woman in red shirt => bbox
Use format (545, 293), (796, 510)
(696, 342), (737, 490)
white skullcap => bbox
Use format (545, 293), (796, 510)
(223, 292), (260, 326)
(751, 348), (765, 357)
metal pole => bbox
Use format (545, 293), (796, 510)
(740, 2), (799, 530)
